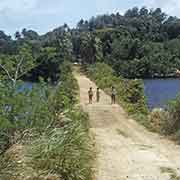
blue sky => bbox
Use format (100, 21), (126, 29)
(0, 0), (180, 36)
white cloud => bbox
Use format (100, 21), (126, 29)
(143, 0), (180, 16)
(0, 0), (180, 35)
(0, 0), (65, 35)
(0, 0), (63, 15)
(0, 0), (37, 12)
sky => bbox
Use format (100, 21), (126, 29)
(0, 0), (180, 36)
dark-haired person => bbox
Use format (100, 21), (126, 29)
(96, 88), (100, 102)
(88, 87), (93, 104)
(111, 86), (117, 104)
(176, 69), (180, 77)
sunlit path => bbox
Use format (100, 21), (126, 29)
(75, 71), (180, 180)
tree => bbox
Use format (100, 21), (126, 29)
(0, 44), (34, 87)
(14, 31), (21, 40)
(29, 47), (62, 82)
(124, 7), (139, 18)
(22, 28), (39, 40)
(139, 7), (148, 16)
(151, 8), (167, 23)
(79, 32), (103, 64)
(77, 19), (84, 30)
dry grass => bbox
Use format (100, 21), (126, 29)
(116, 128), (129, 138)
(160, 167), (180, 180)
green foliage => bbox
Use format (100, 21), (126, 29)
(49, 62), (79, 114)
(0, 43), (35, 85)
(78, 32), (103, 64)
(150, 96), (180, 142)
(74, 8), (180, 78)
(28, 109), (92, 180)
(0, 63), (93, 180)
(87, 63), (148, 121)
(0, 80), (53, 154)
(30, 46), (62, 82)
(1, 7), (180, 79)
(161, 96), (180, 136)
(95, 30), (180, 78)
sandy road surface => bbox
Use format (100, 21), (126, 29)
(75, 72), (180, 180)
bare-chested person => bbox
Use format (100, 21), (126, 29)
(111, 86), (117, 104)
(96, 88), (100, 102)
(88, 87), (93, 104)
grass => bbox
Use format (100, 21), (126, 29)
(116, 128), (129, 138)
(26, 108), (93, 180)
(0, 63), (93, 180)
(160, 167), (180, 180)
(149, 96), (180, 141)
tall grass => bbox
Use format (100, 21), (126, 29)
(149, 95), (180, 142)
(0, 81), (54, 154)
(0, 62), (93, 180)
(28, 109), (92, 180)
(156, 96), (180, 140)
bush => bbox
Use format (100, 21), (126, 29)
(160, 96), (180, 136)
(150, 108), (168, 133)
(150, 96), (180, 142)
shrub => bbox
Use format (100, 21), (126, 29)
(151, 96), (180, 142)
(150, 108), (168, 133)
(160, 95), (180, 136)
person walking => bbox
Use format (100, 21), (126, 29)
(96, 88), (100, 102)
(111, 86), (117, 104)
(88, 87), (93, 104)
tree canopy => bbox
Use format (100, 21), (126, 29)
(1, 7), (180, 79)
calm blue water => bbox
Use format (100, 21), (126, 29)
(144, 79), (180, 110)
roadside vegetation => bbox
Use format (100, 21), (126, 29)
(160, 166), (180, 180)
(150, 96), (180, 143)
(0, 62), (93, 180)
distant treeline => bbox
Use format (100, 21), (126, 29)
(1, 7), (180, 79)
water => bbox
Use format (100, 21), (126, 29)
(144, 79), (180, 110)
(19, 80), (180, 110)
(17, 82), (34, 92)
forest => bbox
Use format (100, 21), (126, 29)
(1, 7), (180, 79)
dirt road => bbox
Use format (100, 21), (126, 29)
(75, 72), (180, 180)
